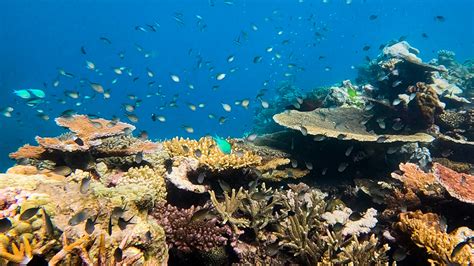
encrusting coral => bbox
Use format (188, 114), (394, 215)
(396, 210), (474, 265)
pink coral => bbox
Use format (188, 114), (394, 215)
(433, 162), (474, 204)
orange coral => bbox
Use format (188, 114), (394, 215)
(391, 163), (441, 196)
(433, 162), (474, 204)
(36, 136), (92, 152)
(6, 165), (39, 175)
(396, 210), (474, 265)
(9, 144), (45, 159)
(55, 115), (135, 141)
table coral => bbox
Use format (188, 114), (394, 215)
(273, 107), (435, 143)
(396, 210), (474, 265)
(9, 144), (46, 160)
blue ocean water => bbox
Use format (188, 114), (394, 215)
(0, 0), (473, 171)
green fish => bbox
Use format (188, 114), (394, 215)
(28, 89), (46, 98)
(13, 90), (31, 99)
(213, 135), (232, 154)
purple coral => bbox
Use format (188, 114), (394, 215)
(0, 188), (31, 218)
(152, 204), (233, 253)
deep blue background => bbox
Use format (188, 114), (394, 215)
(1, 0), (473, 171)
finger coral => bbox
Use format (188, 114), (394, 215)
(163, 137), (262, 171)
(396, 210), (474, 265)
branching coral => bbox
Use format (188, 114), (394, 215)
(209, 188), (250, 232)
(396, 210), (474, 265)
(163, 137), (262, 171)
(152, 204), (233, 253)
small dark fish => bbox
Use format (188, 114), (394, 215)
(111, 204), (128, 219)
(100, 36), (112, 44)
(117, 216), (135, 230)
(194, 149), (202, 158)
(253, 56), (263, 63)
(80, 177), (91, 194)
(114, 247), (123, 262)
(42, 208), (55, 236)
(85, 211), (100, 234)
(145, 231), (152, 241)
(434, 15), (445, 22)
(108, 214), (113, 235)
(68, 209), (89, 226)
(189, 208), (215, 223)
(164, 159), (173, 174)
(421, 33), (429, 38)
(266, 242), (280, 256)
(85, 218), (95, 234)
(362, 45), (371, 51)
(218, 179), (231, 192)
(369, 15), (378, 20)
(53, 166), (72, 176)
(451, 237), (474, 259)
(393, 247), (407, 261)
(349, 212), (362, 221)
(20, 207), (40, 221)
(134, 152), (143, 164)
(332, 222), (344, 232)
(287, 210), (296, 217)
(74, 137), (85, 146)
(0, 218), (12, 233)
(151, 113), (157, 122)
(376, 135), (388, 143)
(80, 46), (87, 55)
(337, 134), (347, 140)
(251, 191), (268, 201)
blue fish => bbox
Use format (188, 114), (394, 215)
(213, 135), (232, 154)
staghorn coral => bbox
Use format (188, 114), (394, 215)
(163, 137), (262, 171)
(209, 188), (250, 233)
(323, 232), (390, 265)
(152, 204), (233, 253)
(273, 107), (435, 143)
(433, 162), (474, 204)
(238, 183), (287, 239)
(396, 210), (474, 265)
(274, 184), (328, 264)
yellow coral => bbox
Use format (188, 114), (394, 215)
(163, 137), (262, 171)
(122, 165), (167, 205)
(396, 211), (473, 265)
